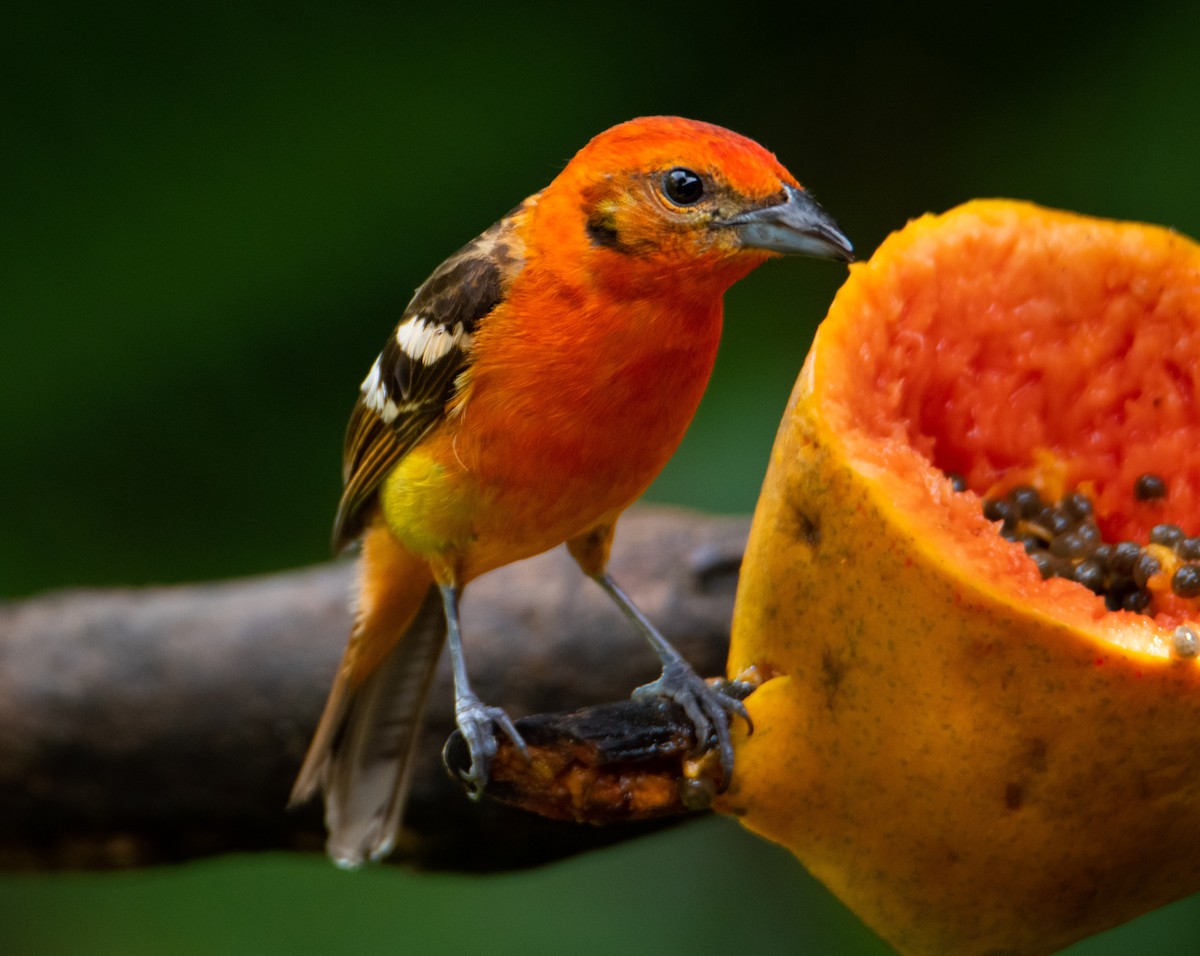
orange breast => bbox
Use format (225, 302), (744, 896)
(423, 278), (726, 580)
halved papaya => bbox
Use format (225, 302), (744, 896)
(719, 201), (1200, 956)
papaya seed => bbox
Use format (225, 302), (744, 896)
(1122, 589), (1153, 613)
(1133, 473), (1168, 501)
(1172, 565), (1200, 599)
(1062, 492), (1094, 522)
(1172, 625), (1200, 659)
(1008, 485), (1043, 519)
(1150, 523), (1185, 548)
(981, 487), (1200, 616)
(1132, 552), (1162, 589)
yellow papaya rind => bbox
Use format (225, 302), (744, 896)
(720, 201), (1200, 956)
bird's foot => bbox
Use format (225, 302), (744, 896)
(454, 692), (528, 797)
(633, 659), (752, 791)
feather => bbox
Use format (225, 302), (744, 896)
(319, 585), (445, 867)
(331, 209), (529, 551)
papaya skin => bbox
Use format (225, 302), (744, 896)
(718, 201), (1200, 956)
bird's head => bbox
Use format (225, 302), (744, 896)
(538, 116), (852, 292)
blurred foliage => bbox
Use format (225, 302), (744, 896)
(3, 1), (1200, 953)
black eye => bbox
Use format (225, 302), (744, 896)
(662, 167), (704, 206)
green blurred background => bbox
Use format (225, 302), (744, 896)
(4, 1), (1200, 953)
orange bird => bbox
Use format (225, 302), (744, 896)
(291, 116), (852, 866)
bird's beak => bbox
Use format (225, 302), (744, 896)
(725, 184), (854, 262)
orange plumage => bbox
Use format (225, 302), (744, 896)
(292, 116), (852, 866)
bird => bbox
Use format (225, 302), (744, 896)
(289, 115), (853, 867)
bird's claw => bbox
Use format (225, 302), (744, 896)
(454, 693), (527, 797)
(633, 660), (752, 790)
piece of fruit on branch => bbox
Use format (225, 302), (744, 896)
(721, 200), (1200, 956)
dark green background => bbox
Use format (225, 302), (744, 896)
(4, 2), (1200, 953)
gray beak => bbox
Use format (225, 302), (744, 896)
(726, 183), (854, 262)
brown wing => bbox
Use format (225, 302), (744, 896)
(331, 207), (530, 552)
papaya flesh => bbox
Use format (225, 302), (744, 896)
(720, 201), (1200, 956)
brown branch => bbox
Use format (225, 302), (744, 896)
(0, 507), (748, 872)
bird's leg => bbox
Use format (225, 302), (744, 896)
(592, 574), (751, 787)
(439, 582), (527, 796)
(567, 524), (750, 786)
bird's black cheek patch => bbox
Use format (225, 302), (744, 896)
(583, 207), (665, 257)
(585, 211), (624, 250)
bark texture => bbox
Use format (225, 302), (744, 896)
(0, 507), (748, 872)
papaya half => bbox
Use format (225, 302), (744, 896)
(719, 201), (1200, 956)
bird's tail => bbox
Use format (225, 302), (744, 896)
(290, 524), (444, 868)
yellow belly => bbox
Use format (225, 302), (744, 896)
(379, 447), (480, 560)
(379, 425), (641, 585)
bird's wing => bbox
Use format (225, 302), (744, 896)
(332, 203), (532, 551)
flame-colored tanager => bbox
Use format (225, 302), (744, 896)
(291, 116), (852, 866)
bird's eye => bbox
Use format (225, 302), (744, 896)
(662, 167), (705, 206)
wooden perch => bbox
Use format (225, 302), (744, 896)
(0, 507), (748, 873)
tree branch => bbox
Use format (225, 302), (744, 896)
(0, 507), (747, 872)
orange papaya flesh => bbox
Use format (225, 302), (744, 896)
(718, 201), (1200, 956)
